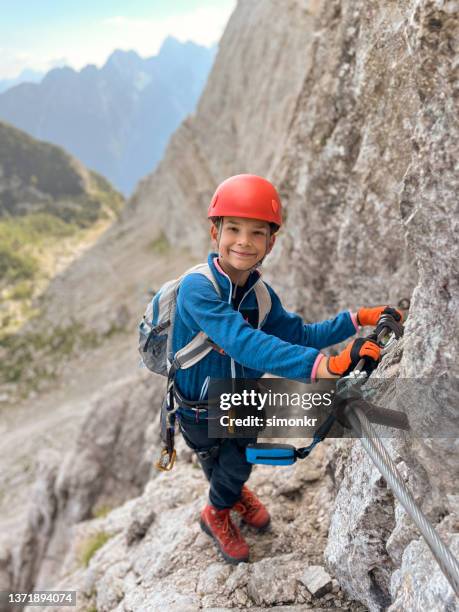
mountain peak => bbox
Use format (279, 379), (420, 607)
(158, 36), (182, 55)
(104, 49), (143, 72)
(42, 65), (77, 85)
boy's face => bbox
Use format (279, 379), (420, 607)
(210, 216), (276, 271)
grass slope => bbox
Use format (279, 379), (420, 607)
(0, 120), (125, 338)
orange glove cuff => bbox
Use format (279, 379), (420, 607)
(327, 339), (382, 376)
(327, 345), (352, 376)
(357, 305), (403, 327)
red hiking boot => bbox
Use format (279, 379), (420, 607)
(232, 485), (270, 530)
(200, 505), (249, 564)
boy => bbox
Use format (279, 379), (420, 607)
(172, 174), (399, 564)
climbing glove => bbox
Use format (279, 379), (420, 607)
(357, 305), (403, 327)
(327, 337), (381, 377)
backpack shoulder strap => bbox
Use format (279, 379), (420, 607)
(253, 280), (272, 328)
(182, 262), (221, 296)
(168, 263), (221, 373)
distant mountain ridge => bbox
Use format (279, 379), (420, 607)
(0, 68), (44, 94)
(0, 37), (216, 195)
(0, 120), (122, 222)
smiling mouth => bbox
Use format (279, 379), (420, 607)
(231, 250), (256, 257)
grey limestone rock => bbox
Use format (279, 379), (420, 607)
(389, 521), (459, 611)
(246, 554), (303, 606)
(125, 502), (156, 546)
(299, 565), (333, 598)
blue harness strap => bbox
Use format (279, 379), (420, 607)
(246, 413), (336, 466)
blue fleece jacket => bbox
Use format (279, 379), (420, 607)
(173, 252), (357, 401)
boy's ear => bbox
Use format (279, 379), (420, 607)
(266, 233), (276, 255)
(210, 222), (218, 242)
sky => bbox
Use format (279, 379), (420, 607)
(0, 0), (236, 79)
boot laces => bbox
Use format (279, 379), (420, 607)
(214, 509), (240, 544)
(234, 487), (259, 518)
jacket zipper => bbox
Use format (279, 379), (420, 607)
(237, 278), (261, 377)
(213, 257), (261, 379)
(215, 263), (237, 379)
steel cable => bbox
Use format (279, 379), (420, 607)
(347, 405), (459, 596)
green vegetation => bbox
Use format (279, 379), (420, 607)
(0, 196), (122, 291)
(92, 504), (113, 519)
(148, 232), (170, 255)
(0, 122), (84, 205)
(0, 121), (125, 339)
(0, 121), (124, 220)
(7, 281), (31, 301)
(0, 244), (38, 283)
(0, 121), (128, 398)
(7, 211), (76, 236)
(0, 212), (74, 283)
(89, 171), (124, 218)
(0, 316), (128, 396)
(79, 531), (112, 567)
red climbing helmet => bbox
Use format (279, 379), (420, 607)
(208, 174), (283, 227)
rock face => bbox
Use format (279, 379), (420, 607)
(22, 433), (359, 612)
(16, 373), (162, 594)
(299, 565), (333, 598)
(275, 1), (458, 608)
(270, 0), (421, 319)
(136, 0), (457, 608)
(3, 0), (458, 610)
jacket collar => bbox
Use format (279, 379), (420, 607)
(207, 251), (262, 302)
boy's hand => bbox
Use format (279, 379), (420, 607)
(357, 305), (403, 327)
(327, 337), (381, 376)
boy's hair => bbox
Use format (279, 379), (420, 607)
(209, 216), (280, 235)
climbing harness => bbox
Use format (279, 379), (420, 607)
(155, 373), (223, 471)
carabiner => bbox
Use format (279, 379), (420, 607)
(155, 448), (177, 471)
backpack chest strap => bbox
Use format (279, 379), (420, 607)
(170, 331), (214, 372)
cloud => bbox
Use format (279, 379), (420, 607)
(64, 3), (236, 70)
(99, 3), (236, 52)
(48, 57), (69, 69)
(0, 50), (71, 79)
(0, 50), (41, 79)
(0, 2), (236, 79)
